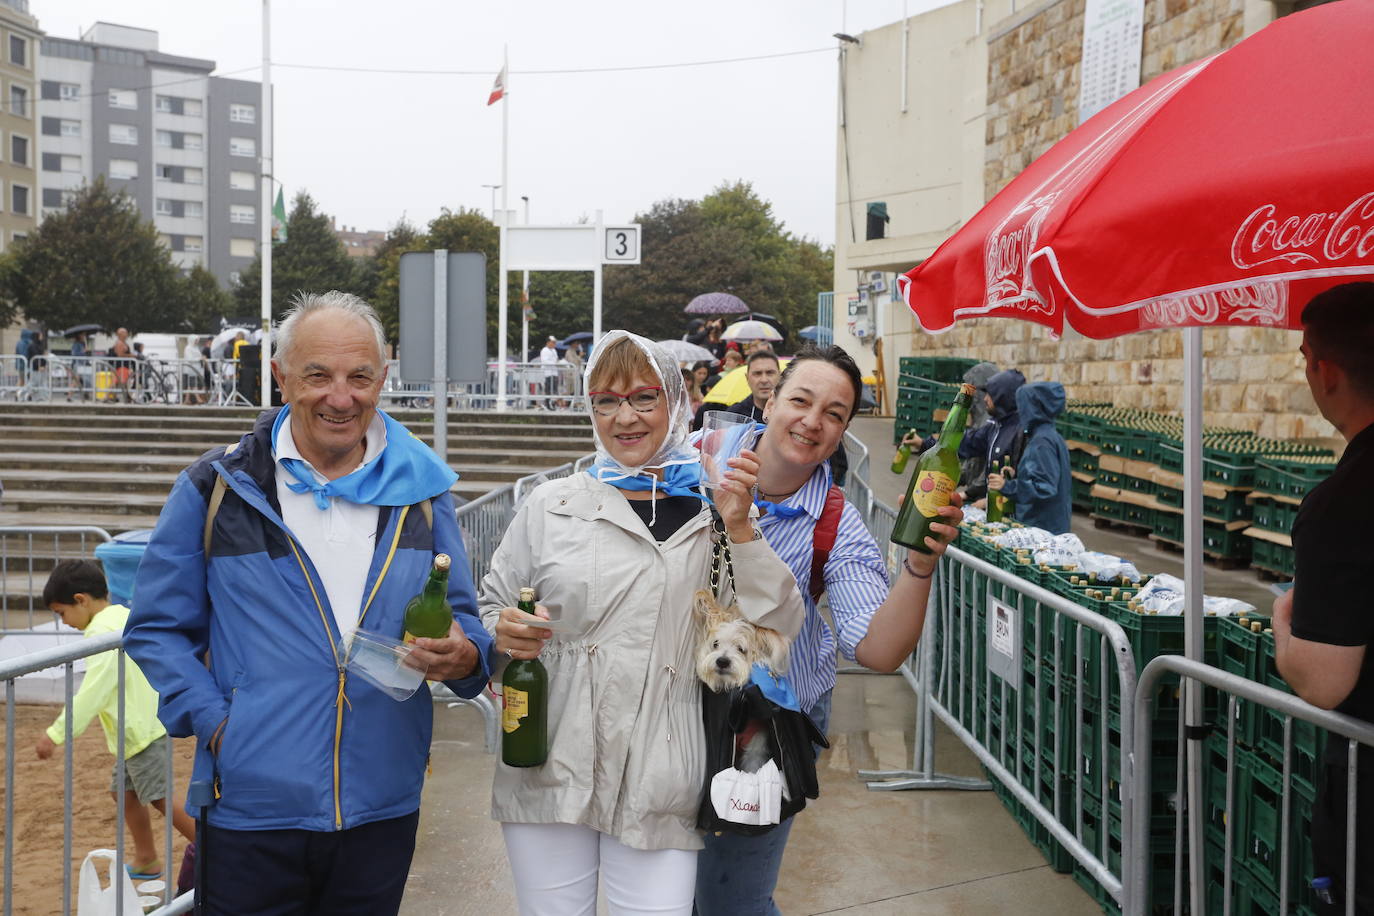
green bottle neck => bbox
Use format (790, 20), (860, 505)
(422, 569), (449, 602)
(937, 394), (972, 452)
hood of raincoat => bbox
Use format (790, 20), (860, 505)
(1016, 381), (1066, 430)
(963, 361), (999, 428)
(584, 330), (698, 480)
(986, 369), (1025, 418)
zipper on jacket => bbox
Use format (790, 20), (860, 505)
(285, 506), (411, 830)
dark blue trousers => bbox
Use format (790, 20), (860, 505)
(199, 810), (419, 916)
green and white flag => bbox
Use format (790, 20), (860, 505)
(272, 188), (288, 244)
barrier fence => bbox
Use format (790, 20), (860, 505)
(1, 527), (115, 634)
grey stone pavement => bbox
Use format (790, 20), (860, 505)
(398, 415), (1118, 915)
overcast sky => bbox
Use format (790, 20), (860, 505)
(38, 0), (955, 247)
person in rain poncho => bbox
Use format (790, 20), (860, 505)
(479, 330), (805, 915)
(987, 381), (1072, 534)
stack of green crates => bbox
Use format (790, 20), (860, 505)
(893, 356), (965, 445)
(1245, 456), (1334, 579)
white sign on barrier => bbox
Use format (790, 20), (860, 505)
(987, 594), (1020, 690)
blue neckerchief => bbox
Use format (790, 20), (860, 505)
(587, 459), (707, 502)
(273, 406), (458, 510)
(750, 663), (800, 711)
(755, 498), (807, 519)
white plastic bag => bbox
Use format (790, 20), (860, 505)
(77, 848), (142, 916)
(709, 759), (784, 826)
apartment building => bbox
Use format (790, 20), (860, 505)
(0, 0), (41, 252)
(37, 22), (261, 286)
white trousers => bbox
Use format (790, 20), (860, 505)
(502, 822), (698, 916)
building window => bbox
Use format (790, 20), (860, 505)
(156, 95), (173, 113)
(42, 188), (64, 209)
(60, 119), (80, 138)
(155, 129), (173, 147)
(185, 200), (203, 219)
(109, 124), (138, 145)
(228, 270), (241, 285)
(229, 170), (255, 191)
(183, 235), (203, 253)
(183, 98), (203, 117)
(184, 167), (203, 185)
(230, 204), (256, 225)
(183, 133), (203, 151)
(229, 137), (256, 157)
(230, 237), (256, 258)
(59, 82), (79, 101)
(108, 88), (137, 110)
(61, 154), (80, 172)
(9, 35), (25, 68)
(155, 197), (173, 216)
(155, 164), (173, 181)
(9, 85), (27, 118)
(12, 184), (29, 215)
(229, 103), (256, 123)
(10, 135), (26, 167)
(109, 158), (138, 180)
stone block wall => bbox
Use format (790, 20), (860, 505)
(896, 0), (1337, 448)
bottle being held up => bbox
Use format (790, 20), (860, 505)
(891, 434), (913, 475)
(891, 383), (974, 553)
(502, 587), (549, 768)
(987, 462), (1015, 523)
(403, 554), (452, 643)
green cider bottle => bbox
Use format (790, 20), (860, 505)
(986, 462), (1015, 523)
(890, 436), (913, 475)
(892, 383), (975, 553)
(403, 553), (452, 642)
(502, 587), (549, 768)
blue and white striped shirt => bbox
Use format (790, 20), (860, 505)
(756, 464), (890, 711)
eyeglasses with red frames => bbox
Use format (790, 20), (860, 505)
(587, 386), (663, 417)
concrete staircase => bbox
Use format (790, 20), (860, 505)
(0, 404), (592, 617)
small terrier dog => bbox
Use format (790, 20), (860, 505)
(694, 589), (791, 773)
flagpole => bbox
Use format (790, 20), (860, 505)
(496, 45), (510, 412)
(260, 0), (272, 407)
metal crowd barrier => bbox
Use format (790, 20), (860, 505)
(1131, 655), (1374, 916)
(1, 355), (243, 406)
(380, 361), (585, 412)
(1, 632), (180, 916)
(1, 526), (114, 633)
(0, 355), (26, 400)
(859, 540), (1140, 907)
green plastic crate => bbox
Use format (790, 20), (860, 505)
(1254, 458), (1335, 500)
(1249, 537), (1295, 578)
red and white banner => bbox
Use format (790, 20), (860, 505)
(488, 65), (506, 106)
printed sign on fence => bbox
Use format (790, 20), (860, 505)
(986, 594), (1020, 690)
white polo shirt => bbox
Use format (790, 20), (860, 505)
(274, 412), (388, 637)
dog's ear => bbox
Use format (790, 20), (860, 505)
(752, 626), (791, 674)
(693, 589), (730, 631)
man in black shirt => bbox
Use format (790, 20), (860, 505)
(726, 350), (780, 421)
(1272, 282), (1374, 913)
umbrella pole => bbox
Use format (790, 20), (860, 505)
(1182, 326), (1206, 913)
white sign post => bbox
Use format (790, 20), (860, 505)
(498, 215), (641, 405)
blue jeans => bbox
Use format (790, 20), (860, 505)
(694, 691), (832, 916)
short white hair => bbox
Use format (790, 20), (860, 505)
(274, 290), (387, 368)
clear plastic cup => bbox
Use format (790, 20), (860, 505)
(345, 629), (427, 701)
(700, 410), (759, 497)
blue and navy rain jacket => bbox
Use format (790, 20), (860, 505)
(999, 382), (1073, 535)
(126, 408), (494, 831)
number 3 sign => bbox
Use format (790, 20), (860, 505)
(603, 226), (641, 264)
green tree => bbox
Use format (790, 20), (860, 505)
(177, 264), (235, 333)
(362, 219), (423, 342)
(0, 178), (185, 333)
(603, 181), (834, 344)
(233, 190), (360, 320)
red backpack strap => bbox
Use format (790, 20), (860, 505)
(809, 485), (846, 602)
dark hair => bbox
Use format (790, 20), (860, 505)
(745, 349), (779, 369)
(43, 559), (108, 606)
(691, 360), (713, 373)
(775, 344), (864, 419)
(1302, 282), (1374, 399)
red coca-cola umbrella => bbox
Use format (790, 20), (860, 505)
(897, 1), (1374, 338)
(895, 5), (1373, 909)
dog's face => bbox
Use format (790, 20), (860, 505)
(693, 589), (791, 693)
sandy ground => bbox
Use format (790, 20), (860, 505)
(0, 705), (195, 915)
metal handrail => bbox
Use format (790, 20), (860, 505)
(1130, 654), (1374, 916)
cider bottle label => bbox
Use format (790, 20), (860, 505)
(912, 470), (956, 518)
(502, 685), (530, 734)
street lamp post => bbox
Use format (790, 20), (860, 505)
(481, 184), (501, 220)
(520, 195), (530, 369)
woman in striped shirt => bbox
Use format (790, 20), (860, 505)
(694, 344), (963, 916)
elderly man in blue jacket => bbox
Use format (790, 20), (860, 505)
(987, 381), (1073, 534)
(126, 291), (495, 915)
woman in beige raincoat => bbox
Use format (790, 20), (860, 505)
(480, 331), (805, 915)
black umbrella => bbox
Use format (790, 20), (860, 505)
(685, 292), (749, 315)
(58, 323), (104, 337)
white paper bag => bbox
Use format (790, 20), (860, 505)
(709, 759), (784, 826)
(77, 848), (143, 916)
